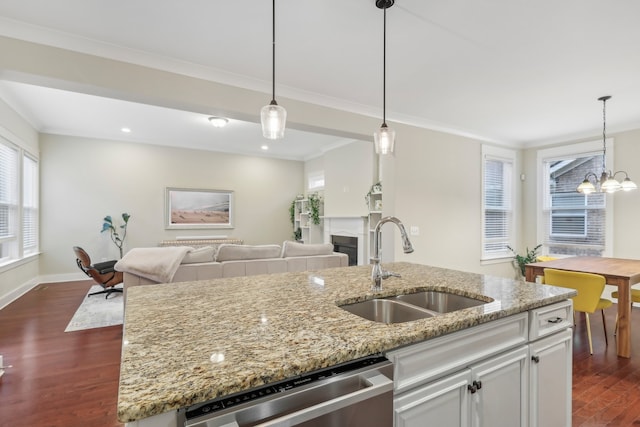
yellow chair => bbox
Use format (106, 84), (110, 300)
(611, 287), (640, 335)
(544, 268), (612, 355)
(536, 256), (558, 262)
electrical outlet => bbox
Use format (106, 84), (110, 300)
(410, 226), (420, 236)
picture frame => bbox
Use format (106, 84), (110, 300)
(165, 187), (234, 229)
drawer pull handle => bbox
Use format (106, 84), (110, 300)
(547, 317), (564, 324)
(532, 355), (540, 363)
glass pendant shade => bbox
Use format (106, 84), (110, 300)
(261, 101), (287, 140)
(374, 124), (395, 155)
(576, 179), (596, 194)
(601, 175), (622, 193)
(621, 177), (638, 191)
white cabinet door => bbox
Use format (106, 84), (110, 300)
(469, 346), (529, 427)
(394, 370), (470, 427)
(529, 328), (572, 427)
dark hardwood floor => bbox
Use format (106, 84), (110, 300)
(1, 281), (640, 426)
(0, 281), (122, 427)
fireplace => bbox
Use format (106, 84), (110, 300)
(332, 235), (358, 266)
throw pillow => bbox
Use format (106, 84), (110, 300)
(281, 241), (334, 257)
(215, 244), (282, 261)
(181, 246), (216, 264)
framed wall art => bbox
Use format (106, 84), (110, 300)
(165, 187), (234, 229)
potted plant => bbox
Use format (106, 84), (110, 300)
(506, 244), (542, 277)
(293, 227), (302, 241)
(308, 193), (321, 225)
(101, 213), (131, 258)
(365, 182), (382, 206)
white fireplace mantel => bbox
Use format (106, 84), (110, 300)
(323, 216), (367, 265)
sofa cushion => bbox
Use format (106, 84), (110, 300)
(181, 246), (216, 264)
(216, 244), (282, 262)
(281, 241), (334, 257)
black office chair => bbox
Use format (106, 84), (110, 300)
(73, 246), (123, 298)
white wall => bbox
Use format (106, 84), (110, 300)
(391, 125), (518, 278)
(323, 140), (375, 218)
(39, 134), (303, 276)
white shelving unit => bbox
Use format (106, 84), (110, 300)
(367, 187), (382, 262)
(293, 196), (323, 244)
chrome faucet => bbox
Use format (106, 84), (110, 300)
(371, 216), (414, 292)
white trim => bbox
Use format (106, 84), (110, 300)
(481, 144), (517, 261)
(0, 273), (88, 310)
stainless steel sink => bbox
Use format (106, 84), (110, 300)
(389, 291), (487, 313)
(340, 299), (436, 324)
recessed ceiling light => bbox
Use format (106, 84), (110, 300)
(208, 117), (229, 128)
(121, 127), (131, 133)
(261, 145), (269, 150)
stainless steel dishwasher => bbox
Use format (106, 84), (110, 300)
(177, 355), (394, 427)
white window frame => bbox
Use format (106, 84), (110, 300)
(481, 145), (517, 261)
(0, 128), (39, 270)
(307, 170), (325, 191)
(536, 140), (613, 257)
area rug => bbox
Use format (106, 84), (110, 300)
(64, 285), (124, 332)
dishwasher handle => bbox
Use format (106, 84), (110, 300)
(258, 372), (393, 427)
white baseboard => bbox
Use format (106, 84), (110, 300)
(0, 272), (88, 310)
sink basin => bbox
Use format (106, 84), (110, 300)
(340, 299), (436, 324)
(390, 291), (487, 313)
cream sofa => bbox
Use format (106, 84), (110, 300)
(123, 241), (349, 288)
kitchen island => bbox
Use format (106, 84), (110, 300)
(117, 262), (575, 425)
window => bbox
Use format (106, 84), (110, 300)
(538, 141), (609, 257)
(308, 171), (325, 191)
(0, 133), (39, 265)
(482, 145), (516, 260)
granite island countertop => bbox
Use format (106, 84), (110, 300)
(117, 262), (575, 423)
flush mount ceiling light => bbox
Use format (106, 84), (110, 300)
(208, 116), (229, 128)
(576, 96), (637, 194)
(373, 0), (395, 155)
(260, 0), (286, 140)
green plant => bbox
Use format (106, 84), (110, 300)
(506, 244), (542, 277)
(293, 227), (302, 241)
(308, 193), (321, 225)
(289, 199), (296, 226)
(101, 213), (131, 258)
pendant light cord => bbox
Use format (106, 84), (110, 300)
(382, 6), (387, 126)
(271, 0), (276, 104)
(601, 96), (607, 171)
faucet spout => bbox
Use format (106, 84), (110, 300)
(370, 216), (414, 292)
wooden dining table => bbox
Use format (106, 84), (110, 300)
(526, 256), (640, 358)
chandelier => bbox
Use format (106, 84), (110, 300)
(576, 96), (637, 194)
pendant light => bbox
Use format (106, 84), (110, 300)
(576, 96), (637, 194)
(373, 0), (395, 155)
(261, 0), (287, 140)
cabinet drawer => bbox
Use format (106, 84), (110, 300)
(528, 300), (573, 341)
(386, 313), (528, 394)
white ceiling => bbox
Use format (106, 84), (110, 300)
(1, 0), (640, 160)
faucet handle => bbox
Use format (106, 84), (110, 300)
(382, 270), (401, 279)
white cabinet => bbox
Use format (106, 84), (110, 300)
(395, 369), (470, 427)
(392, 340), (528, 427)
(388, 300), (573, 427)
(470, 346), (528, 427)
(529, 325), (572, 427)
